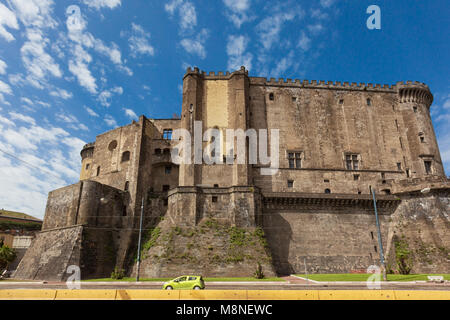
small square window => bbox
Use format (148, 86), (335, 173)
(413, 107), (417, 113)
(324, 179), (330, 183)
(162, 185), (170, 192)
(292, 97), (297, 102)
(354, 174), (360, 181)
(287, 180), (294, 188)
(339, 99), (344, 104)
(424, 161), (432, 175)
(85, 163), (90, 170)
(212, 196), (218, 203)
(163, 129), (173, 140)
(420, 136), (425, 143)
(165, 166), (172, 174)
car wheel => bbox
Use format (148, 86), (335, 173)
(166, 286), (173, 290)
(193, 286), (201, 290)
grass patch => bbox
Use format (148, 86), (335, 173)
(295, 274), (450, 282)
(82, 277), (285, 282)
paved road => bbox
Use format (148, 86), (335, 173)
(0, 280), (449, 291)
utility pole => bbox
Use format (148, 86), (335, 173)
(136, 197), (144, 282)
(371, 187), (387, 281)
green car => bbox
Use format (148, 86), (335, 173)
(162, 275), (205, 290)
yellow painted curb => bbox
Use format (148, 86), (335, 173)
(116, 290), (180, 300)
(394, 290), (450, 300)
(55, 289), (117, 300)
(0, 289), (449, 300)
(179, 290), (247, 300)
(0, 289), (57, 300)
(318, 290), (396, 300)
(247, 290), (319, 300)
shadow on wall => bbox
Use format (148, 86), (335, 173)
(263, 212), (294, 276)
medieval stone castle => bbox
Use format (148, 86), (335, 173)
(14, 67), (449, 280)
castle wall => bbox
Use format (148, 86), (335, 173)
(385, 190), (450, 274)
(262, 200), (394, 274)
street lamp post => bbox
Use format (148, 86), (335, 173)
(136, 197), (144, 282)
(370, 187), (387, 281)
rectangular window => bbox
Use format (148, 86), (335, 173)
(162, 185), (170, 192)
(397, 163), (402, 171)
(163, 129), (173, 140)
(287, 180), (294, 188)
(424, 161), (432, 175)
(346, 154), (360, 170)
(165, 166), (172, 174)
(212, 196), (218, 203)
(288, 152), (302, 169)
(354, 174), (360, 181)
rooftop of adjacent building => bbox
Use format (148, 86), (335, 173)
(0, 209), (42, 223)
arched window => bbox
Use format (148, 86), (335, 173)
(108, 140), (118, 151)
(325, 189), (331, 194)
(121, 151), (130, 162)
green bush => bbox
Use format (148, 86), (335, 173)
(111, 267), (125, 280)
(394, 236), (413, 275)
(0, 245), (16, 271)
(254, 262), (265, 279)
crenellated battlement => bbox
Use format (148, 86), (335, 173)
(184, 66), (248, 80)
(184, 67), (432, 96)
(253, 78), (432, 94)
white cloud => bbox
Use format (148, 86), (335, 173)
(85, 106), (99, 117)
(0, 114), (86, 218)
(223, 0), (252, 28)
(82, 0), (121, 10)
(98, 86), (123, 107)
(124, 108), (138, 120)
(256, 12), (297, 50)
(297, 31), (311, 51)
(0, 59), (7, 75)
(104, 114), (117, 127)
(55, 112), (89, 131)
(271, 50), (296, 77)
(165, 0), (197, 32)
(68, 45), (97, 94)
(9, 1), (62, 88)
(50, 88), (73, 100)
(320, 0), (335, 8)
(180, 29), (209, 59)
(8, 112), (36, 125)
(9, 0), (58, 29)
(0, 80), (13, 95)
(307, 23), (324, 35)
(20, 29), (62, 88)
(129, 23), (155, 57)
(227, 34), (253, 71)
(0, 3), (19, 42)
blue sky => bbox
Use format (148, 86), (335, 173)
(0, 0), (449, 219)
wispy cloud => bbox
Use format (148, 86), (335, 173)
(223, 0), (253, 28)
(81, 0), (121, 10)
(104, 114), (118, 127)
(227, 34), (253, 71)
(0, 59), (7, 75)
(165, 0), (197, 33)
(84, 106), (99, 117)
(124, 108), (138, 120)
(0, 3), (19, 42)
(129, 23), (155, 57)
(180, 29), (209, 59)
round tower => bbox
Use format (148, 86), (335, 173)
(80, 142), (95, 180)
(397, 82), (445, 178)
